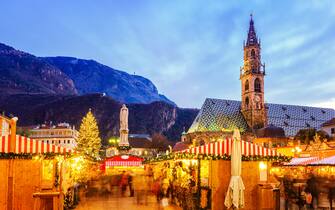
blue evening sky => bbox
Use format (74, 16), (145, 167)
(1, 0), (335, 108)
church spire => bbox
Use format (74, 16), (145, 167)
(246, 14), (258, 46)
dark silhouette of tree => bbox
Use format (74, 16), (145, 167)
(151, 133), (172, 152)
(295, 128), (329, 144)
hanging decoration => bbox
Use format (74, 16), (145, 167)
(144, 153), (291, 163)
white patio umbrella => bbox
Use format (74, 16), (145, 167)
(224, 129), (245, 209)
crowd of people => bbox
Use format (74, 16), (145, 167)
(83, 162), (197, 209)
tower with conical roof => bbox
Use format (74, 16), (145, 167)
(240, 14), (267, 129)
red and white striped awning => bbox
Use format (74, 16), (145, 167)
(310, 155), (335, 165)
(105, 155), (143, 167)
(176, 138), (280, 157)
(1, 135), (72, 154)
(285, 157), (319, 166)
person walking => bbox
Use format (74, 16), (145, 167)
(120, 171), (128, 197)
(133, 172), (148, 205)
(128, 171), (134, 197)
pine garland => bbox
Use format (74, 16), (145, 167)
(144, 153), (291, 163)
(0, 152), (72, 159)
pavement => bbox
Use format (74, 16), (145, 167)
(75, 194), (182, 210)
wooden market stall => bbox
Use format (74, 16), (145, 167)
(152, 138), (288, 210)
(0, 134), (72, 210)
(103, 155), (144, 175)
(272, 155), (335, 209)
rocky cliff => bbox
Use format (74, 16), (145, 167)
(0, 94), (198, 143)
(42, 56), (175, 105)
(0, 43), (77, 95)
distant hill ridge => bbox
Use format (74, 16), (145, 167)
(0, 42), (174, 105)
(42, 56), (175, 105)
(0, 93), (198, 142)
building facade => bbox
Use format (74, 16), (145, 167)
(0, 115), (17, 138)
(30, 123), (78, 149)
(186, 16), (335, 146)
(321, 118), (335, 137)
(0, 115), (10, 136)
(106, 134), (157, 157)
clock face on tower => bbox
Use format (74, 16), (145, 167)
(255, 95), (260, 102)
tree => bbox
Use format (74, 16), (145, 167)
(77, 109), (101, 159)
(151, 133), (172, 152)
(295, 128), (330, 144)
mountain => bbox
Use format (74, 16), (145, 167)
(0, 93), (198, 143)
(0, 42), (197, 141)
(0, 43), (77, 95)
(42, 56), (175, 105)
(0, 42), (174, 105)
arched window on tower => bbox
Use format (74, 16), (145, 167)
(245, 80), (249, 91)
(251, 49), (255, 58)
(254, 78), (261, 92)
(245, 97), (249, 109)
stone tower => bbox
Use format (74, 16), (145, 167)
(240, 15), (267, 129)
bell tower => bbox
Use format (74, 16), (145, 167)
(240, 15), (267, 129)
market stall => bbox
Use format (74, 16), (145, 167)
(103, 155), (144, 174)
(0, 134), (73, 210)
(271, 154), (335, 209)
(147, 136), (288, 210)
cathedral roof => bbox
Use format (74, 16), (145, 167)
(188, 98), (335, 137)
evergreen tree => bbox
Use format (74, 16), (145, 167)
(77, 109), (101, 159)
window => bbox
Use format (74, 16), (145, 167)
(68, 140), (70, 144)
(282, 106), (287, 111)
(245, 97), (249, 109)
(285, 114), (290, 119)
(310, 116), (315, 121)
(245, 80), (249, 91)
(254, 78), (261, 92)
(331, 128), (335, 134)
(284, 121), (288, 126)
(305, 123), (310, 127)
(251, 49), (255, 58)
(302, 108), (307, 113)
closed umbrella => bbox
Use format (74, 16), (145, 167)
(224, 129), (245, 209)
